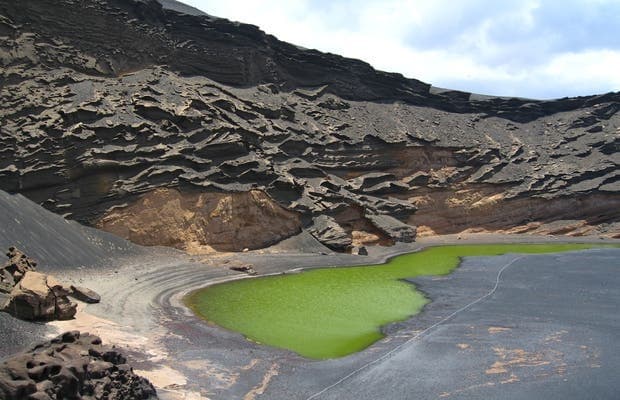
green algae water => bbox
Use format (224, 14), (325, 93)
(185, 243), (614, 359)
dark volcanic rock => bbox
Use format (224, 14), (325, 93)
(308, 215), (352, 251)
(229, 263), (257, 275)
(70, 285), (101, 304)
(404, 171), (430, 187)
(0, 0), (618, 248)
(351, 245), (368, 256)
(0, 331), (157, 400)
(366, 214), (416, 243)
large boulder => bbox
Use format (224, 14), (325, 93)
(0, 331), (157, 400)
(2, 271), (76, 321)
(1, 248), (100, 320)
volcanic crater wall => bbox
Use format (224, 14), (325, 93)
(0, 0), (619, 252)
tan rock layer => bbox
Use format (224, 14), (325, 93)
(96, 188), (302, 253)
(97, 184), (619, 254)
(406, 186), (620, 238)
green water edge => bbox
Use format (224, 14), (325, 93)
(185, 243), (619, 359)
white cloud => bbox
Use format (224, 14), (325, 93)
(541, 50), (620, 96)
(179, 0), (620, 99)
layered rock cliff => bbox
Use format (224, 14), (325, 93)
(1, 0), (619, 252)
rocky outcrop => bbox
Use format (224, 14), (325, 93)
(0, 331), (157, 400)
(2, 271), (77, 321)
(366, 214), (416, 243)
(0, 248), (100, 320)
(308, 215), (352, 251)
(0, 0), (618, 251)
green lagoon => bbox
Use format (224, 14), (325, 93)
(186, 243), (613, 359)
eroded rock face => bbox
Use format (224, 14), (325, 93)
(0, 331), (157, 400)
(0, 0), (618, 250)
(96, 188), (302, 252)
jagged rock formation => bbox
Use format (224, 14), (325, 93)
(0, 0), (619, 252)
(0, 331), (157, 400)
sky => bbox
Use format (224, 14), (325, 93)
(180, 0), (620, 99)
